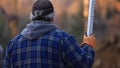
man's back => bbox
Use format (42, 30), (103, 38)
(4, 29), (65, 68)
(4, 28), (94, 68)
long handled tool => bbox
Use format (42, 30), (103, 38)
(87, 0), (95, 36)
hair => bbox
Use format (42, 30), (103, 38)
(30, 0), (55, 21)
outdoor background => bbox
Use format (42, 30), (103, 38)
(0, 0), (120, 68)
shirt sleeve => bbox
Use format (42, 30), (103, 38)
(61, 36), (95, 68)
(3, 40), (14, 68)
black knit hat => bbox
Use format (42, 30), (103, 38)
(32, 0), (54, 17)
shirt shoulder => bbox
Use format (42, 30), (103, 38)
(7, 34), (21, 48)
(52, 29), (73, 39)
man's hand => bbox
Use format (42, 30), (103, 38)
(81, 34), (96, 47)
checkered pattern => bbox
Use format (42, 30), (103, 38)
(3, 29), (95, 68)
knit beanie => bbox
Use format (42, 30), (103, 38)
(30, 0), (55, 21)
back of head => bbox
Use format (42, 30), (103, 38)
(30, 0), (55, 21)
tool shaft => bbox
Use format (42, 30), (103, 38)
(87, 0), (95, 36)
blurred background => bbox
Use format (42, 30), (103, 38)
(0, 0), (120, 68)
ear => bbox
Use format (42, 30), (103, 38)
(29, 13), (35, 20)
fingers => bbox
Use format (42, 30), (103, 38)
(81, 34), (96, 47)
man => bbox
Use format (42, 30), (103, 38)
(3, 0), (96, 68)
(0, 44), (3, 67)
(0, 44), (3, 58)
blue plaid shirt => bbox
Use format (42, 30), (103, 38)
(3, 29), (95, 68)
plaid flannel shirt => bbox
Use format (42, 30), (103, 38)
(3, 29), (95, 68)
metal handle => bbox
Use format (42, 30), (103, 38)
(87, 0), (95, 36)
